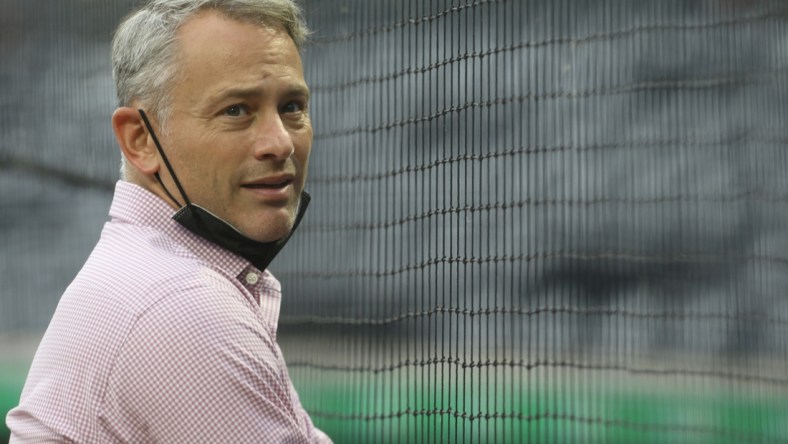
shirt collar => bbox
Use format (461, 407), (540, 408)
(109, 180), (261, 280)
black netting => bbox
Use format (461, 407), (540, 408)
(2, 0), (788, 442)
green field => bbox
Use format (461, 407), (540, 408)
(3, 354), (787, 443)
(0, 362), (27, 444)
(292, 370), (788, 444)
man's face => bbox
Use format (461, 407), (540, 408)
(158, 10), (312, 242)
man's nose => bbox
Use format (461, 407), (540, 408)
(252, 114), (294, 161)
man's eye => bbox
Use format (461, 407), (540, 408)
(224, 105), (248, 117)
(281, 101), (305, 114)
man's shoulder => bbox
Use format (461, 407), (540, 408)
(70, 220), (243, 316)
(8, 223), (260, 444)
(53, 221), (256, 366)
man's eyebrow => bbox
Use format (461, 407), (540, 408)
(206, 87), (263, 104)
(286, 85), (311, 100)
(209, 84), (311, 103)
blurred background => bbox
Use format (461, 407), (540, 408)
(3, 0), (788, 442)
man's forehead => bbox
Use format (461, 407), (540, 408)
(166, 11), (307, 110)
(173, 11), (303, 76)
(177, 9), (295, 49)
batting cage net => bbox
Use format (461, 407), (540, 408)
(2, 0), (788, 443)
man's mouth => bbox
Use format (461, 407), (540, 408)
(241, 175), (296, 202)
(242, 175), (294, 190)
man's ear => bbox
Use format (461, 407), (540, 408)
(112, 107), (160, 175)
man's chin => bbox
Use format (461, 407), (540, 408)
(226, 194), (300, 242)
(247, 227), (292, 243)
(241, 211), (298, 243)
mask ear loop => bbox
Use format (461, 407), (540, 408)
(138, 109), (188, 208)
(153, 172), (183, 208)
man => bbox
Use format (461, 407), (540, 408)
(6, 0), (331, 442)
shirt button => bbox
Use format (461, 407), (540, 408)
(245, 272), (259, 285)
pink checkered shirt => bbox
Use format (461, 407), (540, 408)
(7, 181), (331, 443)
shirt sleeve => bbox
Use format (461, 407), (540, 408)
(98, 275), (331, 443)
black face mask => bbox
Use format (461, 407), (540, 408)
(138, 109), (309, 272)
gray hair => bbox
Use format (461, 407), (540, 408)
(112, 0), (309, 126)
